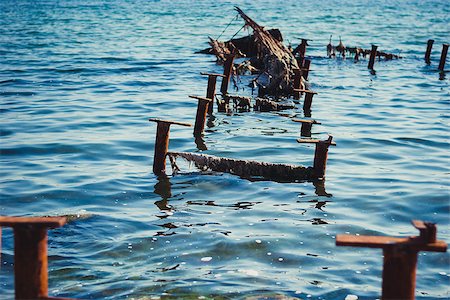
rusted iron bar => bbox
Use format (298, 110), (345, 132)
(293, 88), (318, 113)
(149, 119), (192, 176)
(189, 95), (213, 137)
(438, 43), (448, 71)
(201, 72), (225, 115)
(292, 69), (303, 100)
(368, 44), (378, 70)
(220, 54), (235, 95)
(336, 220), (447, 300)
(302, 59), (311, 80)
(292, 119), (321, 137)
(424, 39), (434, 64)
(0, 216), (71, 300)
(297, 136), (336, 178)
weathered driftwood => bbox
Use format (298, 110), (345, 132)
(235, 7), (299, 96)
(197, 29), (283, 58)
(167, 151), (315, 182)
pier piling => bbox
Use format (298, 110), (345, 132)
(190, 95), (213, 137)
(297, 136), (336, 179)
(424, 39), (434, 64)
(368, 44), (378, 70)
(0, 216), (70, 300)
(336, 220), (447, 300)
(438, 43), (448, 71)
(149, 119), (192, 176)
(292, 119), (321, 137)
(201, 72), (225, 115)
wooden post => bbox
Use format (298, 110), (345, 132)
(424, 39), (434, 64)
(201, 72), (225, 115)
(292, 119), (321, 137)
(302, 59), (311, 80)
(336, 220), (447, 300)
(220, 54), (235, 95)
(368, 44), (378, 70)
(292, 69), (302, 100)
(189, 95), (213, 137)
(294, 89), (318, 113)
(149, 119), (191, 176)
(297, 136), (336, 179)
(0, 216), (67, 300)
(438, 43), (448, 71)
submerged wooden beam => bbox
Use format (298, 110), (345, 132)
(167, 151), (315, 182)
(0, 216), (73, 300)
(336, 220), (447, 300)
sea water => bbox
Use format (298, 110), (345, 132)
(0, 0), (449, 299)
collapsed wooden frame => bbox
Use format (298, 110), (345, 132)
(149, 118), (336, 181)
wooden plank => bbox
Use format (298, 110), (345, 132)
(292, 119), (321, 124)
(189, 95), (213, 102)
(292, 88), (318, 94)
(148, 118), (192, 127)
(200, 72), (226, 78)
(0, 216), (66, 229)
(297, 139), (336, 146)
(336, 234), (447, 252)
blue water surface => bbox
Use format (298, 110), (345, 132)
(1, 0), (449, 299)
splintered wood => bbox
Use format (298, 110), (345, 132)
(167, 151), (315, 182)
(234, 7), (299, 96)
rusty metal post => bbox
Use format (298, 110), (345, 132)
(303, 90), (317, 112)
(438, 43), (448, 71)
(382, 247), (418, 300)
(15, 227), (48, 299)
(368, 44), (378, 70)
(336, 220), (447, 300)
(302, 59), (311, 80)
(292, 119), (321, 137)
(297, 136), (336, 179)
(190, 95), (213, 137)
(0, 216), (68, 300)
(292, 69), (302, 100)
(149, 119), (191, 176)
(201, 72), (225, 115)
(424, 39), (434, 64)
(220, 54), (235, 95)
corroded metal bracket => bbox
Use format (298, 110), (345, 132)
(336, 220), (447, 300)
(0, 216), (75, 300)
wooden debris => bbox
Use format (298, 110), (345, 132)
(197, 28), (284, 58)
(234, 7), (299, 96)
(254, 97), (295, 112)
(167, 151), (315, 182)
(224, 94), (252, 111)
